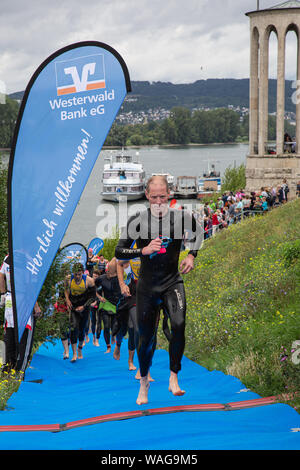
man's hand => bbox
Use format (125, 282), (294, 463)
(179, 254), (194, 275)
(120, 283), (131, 297)
(142, 237), (162, 256)
(75, 305), (84, 312)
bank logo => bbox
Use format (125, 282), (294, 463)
(55, 54), (106, 96)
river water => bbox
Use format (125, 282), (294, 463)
(61, 143), (249, 246)
(1, 144), (248, 246)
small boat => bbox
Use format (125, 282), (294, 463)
(151, 172), (175, 197)
(101, 151), (146, 202)
(197, 163), (221, 199)
(174, 176), (197, 199)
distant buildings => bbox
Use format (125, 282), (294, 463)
(116, 107), (170, 125)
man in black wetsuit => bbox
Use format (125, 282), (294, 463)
(115, 175), (202, 405)
(94, 257), (122, 353)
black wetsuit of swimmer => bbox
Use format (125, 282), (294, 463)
(115, 207), (201, 378)
(95, 273), (122, 347)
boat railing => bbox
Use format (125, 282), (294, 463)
(202, 171), (220, 178)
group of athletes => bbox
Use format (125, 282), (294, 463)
(2, 175), (202, 405)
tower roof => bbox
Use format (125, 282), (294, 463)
(246, 1), (300, 16)
(269, 1), (300, 9)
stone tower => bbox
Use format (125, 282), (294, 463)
(245, 1), (300, 198)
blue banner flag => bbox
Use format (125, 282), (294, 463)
(87, 237), (104, 256)
(8, 41), (131, 342)
(58, 243), (88, 268)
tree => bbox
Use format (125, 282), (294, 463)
(169, 107), (191, 144)
(221, 164), (246, 193)
(161, 118), (177, 144)
(0, 97), (19, 148)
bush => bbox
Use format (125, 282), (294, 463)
(281, 239), (300, 267)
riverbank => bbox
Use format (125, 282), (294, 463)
(102, 141), (249, 150)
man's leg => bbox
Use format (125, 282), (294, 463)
(162, 282), (186, 396)
(136, 291), (159, 404)
(94, 308), (102, 346)
(102, 312), (112, 353)
(70, 310), (79, 362)
(127, 306), (137, 370)
(77, 307), (90, 358)
(113, 316), (127, 360)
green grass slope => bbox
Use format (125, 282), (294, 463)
(158, 199), (300, 412)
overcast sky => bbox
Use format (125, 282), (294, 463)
(0, 0), (298, 94)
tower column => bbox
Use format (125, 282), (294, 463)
(296, 31), (300, 153)
(258, 29), (269, 155)
(276, 30), (286, 155)
(250, 28), (259, 154)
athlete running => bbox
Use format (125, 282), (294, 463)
(113, 259), (161, 382)
(65, 263), (96, 362)
(115, 175), (202, 405)
(90, 269), (102, 346)
(113, 260), (138, 370)
(97, 254), (108, 275)
(94, 258), (121, 354)
(86, 248), (99, 276)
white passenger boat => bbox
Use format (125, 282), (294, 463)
(197, 163), (221, 199)
(101, 151), (146, 202)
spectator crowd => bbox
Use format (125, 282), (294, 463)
(202, 178), (293, 240)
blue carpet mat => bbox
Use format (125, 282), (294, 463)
(0, 337), (300, 450)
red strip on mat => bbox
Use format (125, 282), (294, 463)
(227, 396), (277, 410)
(0, 423), (60, 432)
(146, 403), (225, 414)
(64, 410), (143, 430)
(0, 396), (278, 433)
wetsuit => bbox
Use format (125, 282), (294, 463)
(90, 294), (101, 341)
(113, 264), (138, 351)
(98, 259), (107, 275)
(86, 255), (97, 276)
(95, 274), (122, 347)
(115, 207), (201, 377)
(68, 274), (96, 346)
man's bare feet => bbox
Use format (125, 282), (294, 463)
(111, 336), (116, 345)
(70, 354), (77, 363)
(136, 377), (150, 405)
(93, 337), (99, 347)
(135, 369), (154, 382)
(128, 350), (136, 370)
(169, 372), (185, 396)
(113, 345), (120, 360)
(104, 345), (111, 354)
(128, 361), (137, 371)
(78, 346), (83, 359)
(85, 335), (90, 343)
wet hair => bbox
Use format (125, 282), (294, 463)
(146, 175), (168, 192)
(72, 263), (84, 274)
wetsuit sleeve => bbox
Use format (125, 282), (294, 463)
(115, 213), (144, 260)
(182, 211), (203, 258)
(95, 276), (104, 295)
(82, 285), (97, 308)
